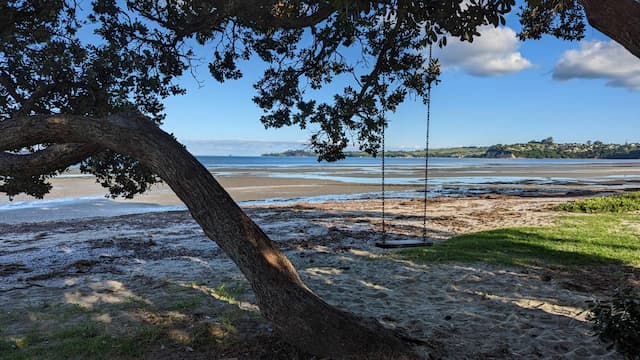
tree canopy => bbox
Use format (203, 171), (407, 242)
(1, 0), (617, 200)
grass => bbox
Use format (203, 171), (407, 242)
(211, 283), (247, 302)
(0, 315), (242, 360)
(0, 322), (164, 360)
(556, 192), (640, 213)
(400, 214), (640, 268)
(167, 296), (203, 312)
(0, 282), (253, 360)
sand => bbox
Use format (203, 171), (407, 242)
(0, 194), (632, 359)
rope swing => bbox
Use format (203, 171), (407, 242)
(376, 43), (436, 249)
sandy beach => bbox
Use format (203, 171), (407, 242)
(1, 193), (637, 358)
(1, 159), (640, 358)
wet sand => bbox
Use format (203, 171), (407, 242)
(1, 175), (411, 206)
(2, 159), (640, 208)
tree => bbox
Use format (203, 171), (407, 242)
(2, 1), (639, 358)
(519, 0), (640, 59)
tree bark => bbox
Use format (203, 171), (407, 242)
(579, 0), (640, 59)
(0, 143), (101, 177)
(0, 112), (417, 359)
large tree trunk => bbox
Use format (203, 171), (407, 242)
(0, 112), (418, 359)
(579, 0), (640, 59)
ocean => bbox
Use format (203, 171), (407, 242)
(196, 155), (640, 168)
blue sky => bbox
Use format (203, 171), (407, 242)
(159, 10), (640, 156)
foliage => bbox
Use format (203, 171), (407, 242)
(264, 138), (640, 159)
(263, 147), (488, 158)
(557, 193), (640, 213)
(483, 138), (640, 159)
(263, 149), (318, 157)
(0, 0), (179, 197)
(400, 214), (640, 267)
(519, 0), (586, 41)
(589, 286), (640, 360)
(0, 1), (592, 198)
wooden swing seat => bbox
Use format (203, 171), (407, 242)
(375, 239), (433, 249)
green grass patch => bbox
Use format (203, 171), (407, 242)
(0, 322), (165, 360)
(2, 322), (111, 360)
(0, 319), (242, 360)
(0, 281), (255, 359)
(400, 214), (640, 267)
(167, 296), (203, 312)
(211, 283), (247, 303)
(556, 192), (640, 213)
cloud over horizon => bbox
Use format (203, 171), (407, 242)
(182, 139), (307, 156)
(553, 40), (640, 91)
(436, 26), (533, 76)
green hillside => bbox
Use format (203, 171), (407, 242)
(263, 138), (640, 159)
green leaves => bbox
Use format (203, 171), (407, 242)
(79, 151), (162, 199)
(246, 1), (520, 160)
(1, 0), (181, 197)
(589, 286), (640, 359)
(519, 0), (585, 41)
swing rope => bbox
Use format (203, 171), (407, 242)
(379, 43), (433, 247)
(422, 43), (433, 243)
(381, 111), (386, 242)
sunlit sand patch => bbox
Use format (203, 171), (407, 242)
(357, 280), (390, 291)
(467, 291), (589, 319)
(92, 313), (112, 324)
(185, 282), (260, 313)
(62, 280), (140, 310)
(304, 267), (344, 276)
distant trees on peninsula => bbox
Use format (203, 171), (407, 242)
(487, 138), (640, 159)
(265, 138), (640, 159)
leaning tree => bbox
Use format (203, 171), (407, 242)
(1, 1), (638, 358)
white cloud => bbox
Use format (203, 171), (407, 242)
(182, 139), (306, 156)
(553, 40), (640, 91)
(436, 26), (533, 76)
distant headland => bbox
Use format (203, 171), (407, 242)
(263, 138), (640, 159)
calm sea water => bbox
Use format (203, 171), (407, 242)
(196, 156), (640, 168)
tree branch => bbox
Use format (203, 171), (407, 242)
(19, 81), (53, 116)
(0, 143), (101, 177)
(132, 0), (335, 39)
(239, 1), (335, 30)
(0, 69), (54, 116)
(0, 70), (25, 104)
(579, 0), (640, 58)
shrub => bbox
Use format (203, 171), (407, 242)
(556, 192), (640, 213)
(589, 286), (640, 359)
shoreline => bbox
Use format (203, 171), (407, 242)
(0, 176), (628, 225)
(5, 158), (640, 197)
(3, 157), (640, 225)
